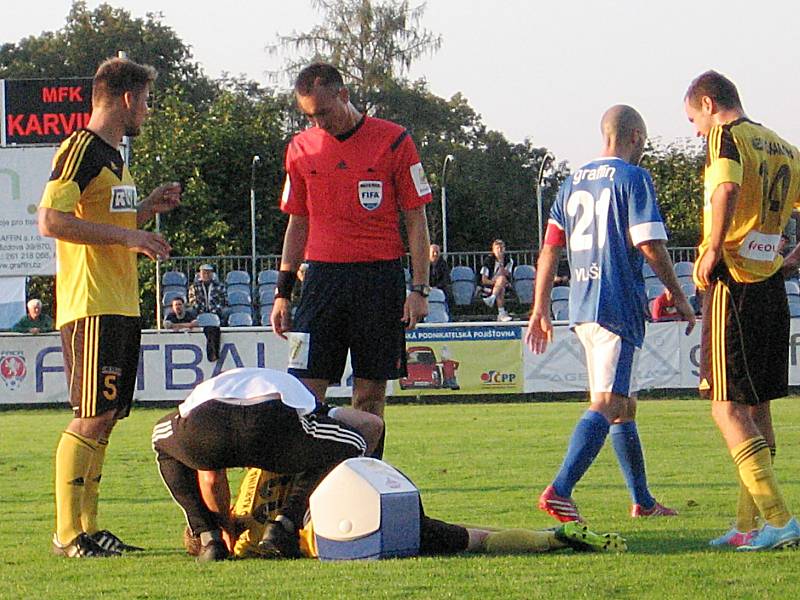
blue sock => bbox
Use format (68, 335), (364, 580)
(610, 421), (655, 507)
(552, 410), (610, 497)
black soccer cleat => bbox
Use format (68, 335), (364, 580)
(90, 529), (144, 552)
(257, 520), (302, 559)
(196, 539), (229, 562)
(52, 532), (121, 558)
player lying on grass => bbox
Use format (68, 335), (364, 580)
(152, 367), (383, 561)
(182, 465), (627, 561)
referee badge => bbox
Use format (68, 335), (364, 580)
(358, 180), (383, 211)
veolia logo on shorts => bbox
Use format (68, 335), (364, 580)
(358, 180), (383, 211)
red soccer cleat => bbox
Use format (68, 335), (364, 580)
(631, 500), (678, 517)
(539, 485), (585, 523)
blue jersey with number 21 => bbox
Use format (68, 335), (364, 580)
(547, 157), (667, 347)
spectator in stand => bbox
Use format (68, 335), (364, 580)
(12, 299), (54, 334)
(428, 244), (452, 303)
(480, 239), (514, 322)
(164, 297), (198, 331)
(553, 258), (571, 287)
(188, 264), (228, 318)
(188, 264), (227, 361)
(651, 289), (683, 322)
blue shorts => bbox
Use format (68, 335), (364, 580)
(287, 260), (407, 383)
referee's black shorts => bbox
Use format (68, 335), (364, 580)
(288, 260), (407, 383)
(700, 265), (788, 405)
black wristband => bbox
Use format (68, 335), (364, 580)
(275, 270), (297, 299)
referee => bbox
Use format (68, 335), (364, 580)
(270, 63), (433, 457)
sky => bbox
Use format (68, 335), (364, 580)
(4, 0), (800, 167)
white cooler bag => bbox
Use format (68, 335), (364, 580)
(310, 457), (420, 560)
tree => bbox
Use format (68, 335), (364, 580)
(641, 139), (705, 247)
(0, 1), (215, 104)
(132, 81), (289, 324)
(275, 0), (441, 104)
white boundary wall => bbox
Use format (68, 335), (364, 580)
(4, 320), (800, 405)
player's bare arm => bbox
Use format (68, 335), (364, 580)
(638, 240), (696, 334)
(38, 207), (171, 261)
(197, 469), (236, 551)
(271, 214), (309, 339)
(136, 181), (182, 226)
(695, 182), (739, 288)
(403, 206), (431, 329)
(525, 244), (560, 353)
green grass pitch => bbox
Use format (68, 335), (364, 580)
(2, 397), (799, 599)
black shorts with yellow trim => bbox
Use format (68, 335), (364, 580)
(700, 265), (788, 405)
(60, 315), (141, 419)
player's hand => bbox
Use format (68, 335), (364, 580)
(694, 248), (720, 290)
(125, 229), (172, 261)
(145, 181), (181, 215)
(403, 291), (428, 329)
(525, 309), (553, 354)
(674, 296), (696, 335)
(270, 298), (292, 339)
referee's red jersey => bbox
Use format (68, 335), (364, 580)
(280, 116), (432, 262)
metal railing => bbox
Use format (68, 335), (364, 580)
(160, 247), (698, 284)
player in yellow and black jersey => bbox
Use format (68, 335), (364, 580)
(684, 70), (800, 550)
(38, 57), (181, 558)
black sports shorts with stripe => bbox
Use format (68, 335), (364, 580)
(60, 315), (141, 419)
(152, 400), (365, 534)
(700, 264), (788, 405)
(288, 259), (407, 383)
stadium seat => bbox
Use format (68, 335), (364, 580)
(790, 303), (800, 318)
(425, 287), (449, 323)
(227, 283), (252, 298)
(674, 261), (694, 278)
(257, 269), (279, 286)
(226, 270), (251, 286)
(513, 264), (536, 304)
(785, 280), (800, 296)
(429, 287), (447, 303)
(227, 312), (253, 327)
(197, 312), (220, 327)
(680, 282), (696, 297)
(259, 288), (276, 306)
(425, 302), (449, 323)
(677, 274), (694, 289)
(162, 270), (187, 287)
(554, 306), (569, 321)
(162, 284), (187, 298)
(646, 284), (665, 300)
(259, 305), (273, 325)
(404, 268), (411, 289)
(551, 298), (568, 318)
(642, 263), (656, 279)
(228, 290), (251, 306)
(227, 304), (252, 316)
(551, 287), (570, 301)
(451, 266), (476, 306)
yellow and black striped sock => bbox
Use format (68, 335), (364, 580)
(482, 529), (559, 553)
(732, 437), (790, 528)
(81, 437), (108, 535)
(735, 445), (775, 532)
(55, 431), (98, 544)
